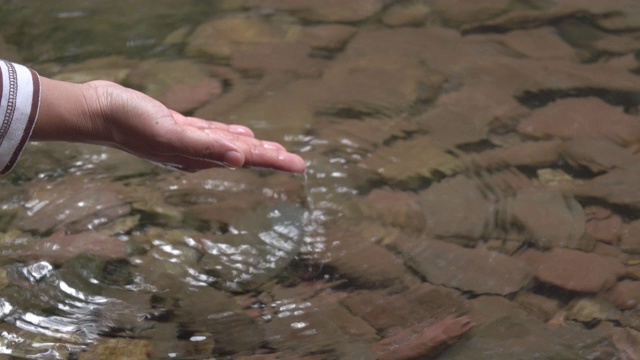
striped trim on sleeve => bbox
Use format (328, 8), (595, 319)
(0, 60), (41, 174)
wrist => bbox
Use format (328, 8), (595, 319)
(31, 77), (109, 144)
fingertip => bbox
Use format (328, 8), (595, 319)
(228, 125), (255, 137)
(223, 150), (245, 168)
(281, 153), (307, 173)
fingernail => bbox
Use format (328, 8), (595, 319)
(229, 125), (252, 135)
(223, 151), (244, 168)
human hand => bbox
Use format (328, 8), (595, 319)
(32, 78), (306, 173)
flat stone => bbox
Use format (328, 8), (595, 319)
(299, 24), (357, 49)
(427, 0), (511, 28)
(468, 296), (528, 325)
(419, 175), (494, 241)
(612, 327), (640, 359)
(507, 188), (588, 250)
(417, 83), (529, 148)
(438, 313), (617, 360)
(518, 97), (640, 146)
(372, 316), (472, 360)
(470, 27), (577, 60)
(514, 293), (561, 322)
(16, 175), (130, 235)
(381, 2), (429, 27)
(323, 223), (414, 287)
(565, 297), (622, 324)
(13, 231), (128, 265)
(230, 41), (323, 77)
(560, 138), (638, 173)
(342, 283), (467, 332)
(621, 220), (640, 254)
(316, 53), (444, 117)
(523, 248), (625, 293)
(404, 239), (533, 295)
(157, 79), (222, 113)
(295, 0), (384, 23)
(584, 206), (624, 244)
(185, 16), (293, 60)
(79, 338), (152, 360)
(362, 136), (460, 188)
(125, 59), (218, 102)
(358, 188), (424, 231)
(470, 140), (562, 170)
(606, 280), (640, 310)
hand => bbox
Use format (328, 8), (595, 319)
(32, 79), (306, 173)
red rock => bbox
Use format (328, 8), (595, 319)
(230, 42), (324, 77)
(342, 283), (467, 332)
(621, 220), (640, 254)
(323, 223), (412, 287)
(518, 97), (640, 146)
(358, 188), (424, 231)
(14, 231), (127, 265)
(524, 248), (625, 293)
(471, 27), (577, 60)
(559, 138), (638, 173)
(427, 0), (511, 27)
(584, 206), (624, 244)
(508, 188), (588, 250)
(515, 293), (561, 322)
(419, 175), (494, 240)
(606, 280), (640, 310)
(612, 327), (640, 360)
(404, 239), (533, 295)
(470, 140), (562, 170)
(572, 167), (640, 210)
(371, 316), (473, 360)
(157, 79), (221, 113)
(467, 296), (527, 325)
(299, 25), (357, 49)
(247, 0), (384, 23)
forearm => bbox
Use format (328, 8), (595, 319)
(31, 77), (103, 143)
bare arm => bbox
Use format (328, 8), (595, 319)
(31, 77), (306, 173)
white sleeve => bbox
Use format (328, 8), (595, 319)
(0, 60), (41, 174)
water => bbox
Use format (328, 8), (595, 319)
(1, 0), (640, 359)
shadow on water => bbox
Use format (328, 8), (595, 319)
(1, 0), (640, 358)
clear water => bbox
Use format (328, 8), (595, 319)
(0, 0), (639, 359)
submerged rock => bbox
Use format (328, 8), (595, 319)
(185, 16), (294, 60)
(372, 316), (473, 360)
(507, 188), (588, 250)
(565, 297), (622, 324)
(606, 280), (640, 310)
(522, 248), (625, 293)
(199, 202), (304, 292)
(342, 283), (467, 333)
(246, 0), (384, 23)
(404, 239), (532, 295)
(299, 24), (357, 50)
(323, 223), (413, 287)
(16, 175), (130, 235)
(381, 2), (429, 27)
(518, 97), (640, 146)
(362, 136), (460, 187)
(439, 313), (618, 359)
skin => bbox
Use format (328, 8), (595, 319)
(31, 78), (307, 173)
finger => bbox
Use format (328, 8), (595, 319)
(170, 110), (255, 137)
(236, 140), (307, 173)
(158, 124), (305, 173)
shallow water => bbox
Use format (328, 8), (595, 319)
(1, 0), (640, 359)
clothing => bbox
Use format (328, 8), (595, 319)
(0, 60), (40, 174)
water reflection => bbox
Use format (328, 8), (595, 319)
(1, 0), (640, 359)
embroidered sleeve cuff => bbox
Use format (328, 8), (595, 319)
(0, 60), (41, 174)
